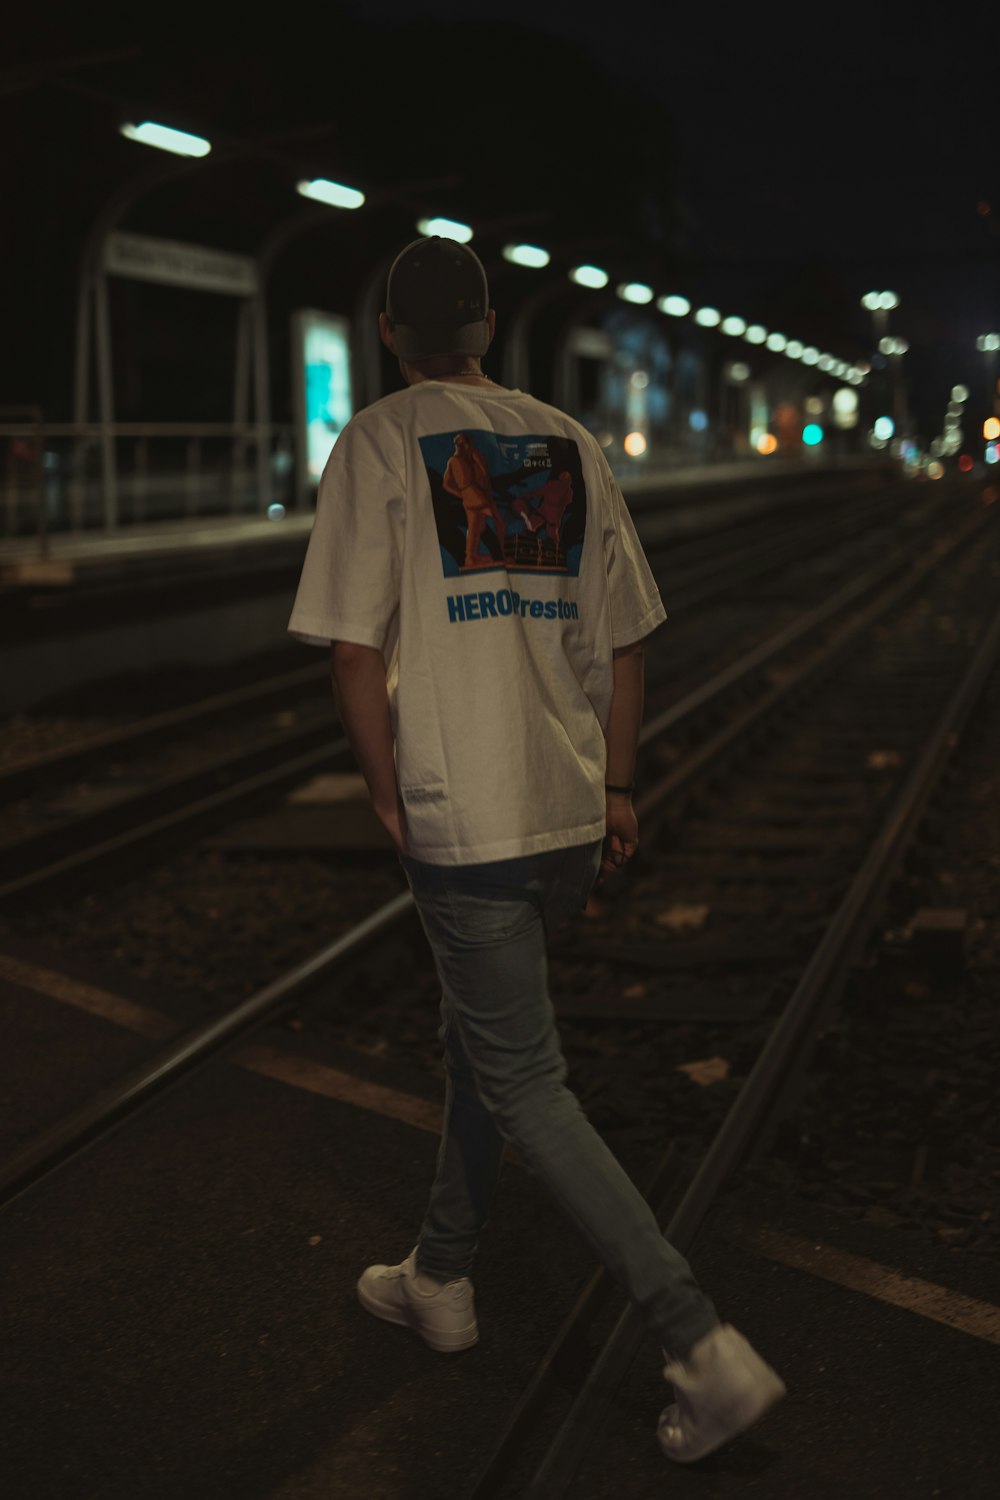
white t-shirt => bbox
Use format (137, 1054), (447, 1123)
(288, 379), (666, 864)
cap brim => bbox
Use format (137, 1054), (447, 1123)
(392, 318), (490, 361)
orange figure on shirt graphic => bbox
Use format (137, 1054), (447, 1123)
(513, 470), (574, 546)
(443, 434), (507, 568)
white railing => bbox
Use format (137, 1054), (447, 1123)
(0, 414), (296, 552)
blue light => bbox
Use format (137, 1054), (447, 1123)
(689, 409), (708, 432)
(802, 423), (824, 446)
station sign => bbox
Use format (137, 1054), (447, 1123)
(104, 231), (259, 296)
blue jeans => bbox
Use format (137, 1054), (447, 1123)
(400, 838), (719, 1359)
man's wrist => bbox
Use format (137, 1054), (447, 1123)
(604, 782), (635, 797)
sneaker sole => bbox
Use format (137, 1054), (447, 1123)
(355, 1280), (479, 1354)
(658, 1377), (786, 1463)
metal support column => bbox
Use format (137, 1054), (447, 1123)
(93, 269), (118, 531)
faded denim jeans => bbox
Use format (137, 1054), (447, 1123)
(399, 838), (719, 1359)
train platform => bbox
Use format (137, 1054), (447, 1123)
(0, 455), (887, 588)
(0, 932), (995, 1499)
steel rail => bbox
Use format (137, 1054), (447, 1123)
(510, 614), (1000, 1500)
(0, 662), (326, 801)
(0, 890), (414, 1209)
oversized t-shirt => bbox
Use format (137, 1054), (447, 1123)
(288, 380), (666, 864)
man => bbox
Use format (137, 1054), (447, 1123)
(287, 235), (784, 1464)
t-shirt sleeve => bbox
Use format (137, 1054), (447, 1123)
(287, 427), (403, 651)
(600, 455), (668, 648)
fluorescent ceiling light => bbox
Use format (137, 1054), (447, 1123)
(617, 282), (654, 304)
(120, 121), (211, 157)
(571, 265), (609, 288)
(416, 217), (473, 242)
(503, 244), (550, 268)
(297, 178), (365, 209)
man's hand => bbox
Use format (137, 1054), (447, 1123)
(600, 794), (638, 877)
(374, 790), (409, 858)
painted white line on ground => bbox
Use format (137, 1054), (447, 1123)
(0, 951), (442, 1136)
(741, 1225), (1000, 1345)
(0, 952), (176, 1039)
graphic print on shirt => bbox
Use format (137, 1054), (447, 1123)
(418, 429), (587, 577)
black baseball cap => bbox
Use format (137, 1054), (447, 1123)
(385, 235), (490, 360)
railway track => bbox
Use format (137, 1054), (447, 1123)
(0, 496), (992, 1199)
(0, 478), (995, 1495)
(0, 481), (961, 905)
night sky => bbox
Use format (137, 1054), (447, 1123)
(3, 1), (997, 441)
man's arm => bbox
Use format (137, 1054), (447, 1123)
(329, 641), (407, 854)
(600, 639), (644, 875)
(605, 639), (644, 787)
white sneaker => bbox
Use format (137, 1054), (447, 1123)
(658, 1323), (786, 1463)
(356, 1247), (478, 1353)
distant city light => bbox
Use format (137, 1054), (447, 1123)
(801, 347), (820, 365)
(416, 217), (473, 242)
(927, 459), (945, 479)
(120, 121), (211, 157)
(726, 361), (751, 382)
(744, 325), (768, 344)
(802, 423), (824, 445)
(694, 306), (721, 327)
(986, 445), (999, 465)
(862, 290), (898, 310)
(756, 432), (778, 454)
(976, 334), (1000, 351)
(658, 294), (691, 317)
(951, 385), (969, 403)
(721, 315), (747, 336)
(873, 416), (895, 441)
(832, 387), (859, 430)
(689, 409), (709, 431)
(958, 454), (974, 472)
(503, 244), (550, 268)
(267, 503), (286, 520)
(818, 354), (835, 371)
(984, 418), (1000, 441)
(570, 264), (609, 288)
(623, 431), (648, 456)
(297, 178), (365, 209)
(617, 282), (654, 304)
(765, 332), (787, 352)
(879, 335), (909, 355)
(785, 340), (804, 359)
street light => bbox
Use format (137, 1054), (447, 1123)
(862, 290), (905, 435)
(861, 289), (898, 345)
(976, 332), (1000, 420)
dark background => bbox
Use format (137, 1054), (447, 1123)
(2, 1), (996, 442)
